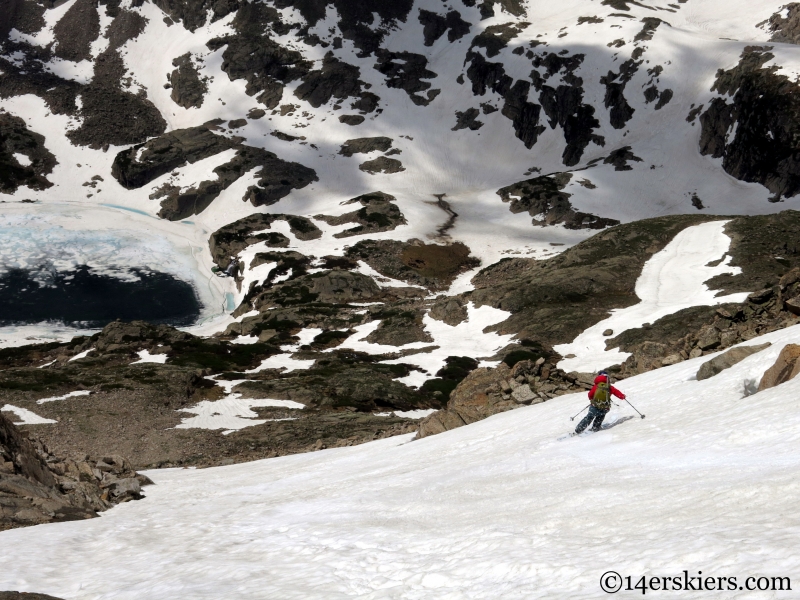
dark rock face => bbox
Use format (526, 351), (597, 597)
(294, 52), (364, 108)
(0, 3), (163, 150)
(52, 0), (100, 62)
(210, 212), (321, 269)
(235, 349), (438, 412)
(351, 91), (380, 113)
(208, 2), (312, 109)
(604, 146), (643, 171)
(346, 239), (480, 291)
(0, 0), (45, 39)
(339, 136), (393, 157)
(359, 156), (405, 174)
(339, 114), (365, 125)
(600, 58), (639, 129)
(418, 9), (471, 46)
(634, 17), (664, 42)
(374, 50), (440, 106)
(0, 113), (57, 193)
(699, 47), (800, 201)
(497, 174), (620, 229)
(534, 52), (604, 166)
(111, 124), (317, 219)
(465, 28), (603, 162)
(68, 47), (167, 148)
(315, 191), (406, 238)
(452, 108), (484, 131)
(112, 125), (231, 189)
(471, 22), (527, 58)
(766, 3), (800, 44)
(152, 0), (239, 32)
(169, 53), (208, 109)
(0, 411), (150, 531)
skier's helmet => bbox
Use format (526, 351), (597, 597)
(597, 370), (608, 377)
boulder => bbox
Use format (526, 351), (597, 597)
(696, 343), (771, 381)
(696, 328), (721, 351)
(784, 295), (800, 316)
(747, 288), (774, 304)
(758, 344), (800, 391)
(417, 365), (518, 438)
(0, 412), (149, 530)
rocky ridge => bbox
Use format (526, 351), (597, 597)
(0, 410), (149, 531)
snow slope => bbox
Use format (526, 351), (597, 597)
(3, 0), (800, 347)
(3, 325), (800, 599)
(556, 220), (752, 372)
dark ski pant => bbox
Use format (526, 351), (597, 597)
(575, 406), (608, 433)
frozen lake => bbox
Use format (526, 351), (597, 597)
(0, 203), (227, 344)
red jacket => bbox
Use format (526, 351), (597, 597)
(588, 375), (625, 401)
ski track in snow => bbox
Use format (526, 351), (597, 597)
(556, 221), (752, 373)
(3, 326), (800, 598)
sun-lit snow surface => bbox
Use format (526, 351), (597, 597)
(0, 404), (56, 425)
(3, 326), (800, 598)
(556, 220), (752, 373)
(131, 350), (168, 364)
(9, 0), (800, 346)
(335, 302), (515, 387)
(176, 395), (304, 434)
(36, 390), (91, 404)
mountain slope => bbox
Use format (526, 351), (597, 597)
(2, 324), (799, 598)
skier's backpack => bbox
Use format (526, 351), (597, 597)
(592, 380), (611, 410)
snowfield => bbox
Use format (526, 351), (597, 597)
(3, 326), (800, 599)
(556, 220), (752, 373)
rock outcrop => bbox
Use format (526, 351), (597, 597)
(0, 411), (150, 530)
(696, 343), (771, 381)
(417, 358), (583, 438)
(758, 344), (800, 392)
(0, 113), (57, 194)
(111, 124), (317, 219)
(699, 46), (800, 201)
(497, 173), (619, 230)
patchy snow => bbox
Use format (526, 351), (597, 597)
(131, 350), (168, 364)
(245, 353), (316, 373)
(230, 335), (259, 345)
(67, 347), (95, 362)
(0, 405), (56, 425)
(0, 323), (97, 349)
(176, 395), (305, 433)
(4, 326), (800, 598)
(355, 260), (425, 289)
(393, 408), (438, 419)
(12, 153), (31, 167)
(36, 390), (91, 404)
(555, 221), (752, 373)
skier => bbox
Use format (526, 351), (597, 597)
(574, 370), (626, 434)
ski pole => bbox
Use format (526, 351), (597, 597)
(570, 404), (590, 421)
(625, 397), (645, 419)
